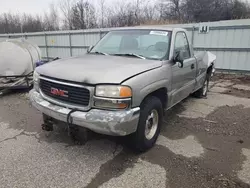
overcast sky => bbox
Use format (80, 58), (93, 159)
(0, 0), (117, 15)
(0, 0), (56, 15)
(0, 0), (249, 16)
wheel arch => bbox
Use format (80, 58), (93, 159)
(207, 62), (214, 77)
(140, 87), (168, 110)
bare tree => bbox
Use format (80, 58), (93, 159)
(143, 2), (157, 21)
(43, 3), (60, 31)
(21, 14), (43, 32)
(231, 0), (249, 19)
(71, 0), (97, 29)
(157, 0), (165, 21)
(60, 0), (74, 30)
(99, 0), (106, 28)
(139, 0), (159, 24)
(0, 13), (22, 33)
(135, 0), (141, 25)
(182, 0), (248, 22)
(159, 0), (184, 21)
(0, 0), (250, 34)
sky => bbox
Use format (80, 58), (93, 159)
(0, 0), (57, 15)
(0, 0), (249, 16)
(0, 0), (116, 16)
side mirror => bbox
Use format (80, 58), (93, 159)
(87, 46), (94, 53)
(173, 51), (184, 68)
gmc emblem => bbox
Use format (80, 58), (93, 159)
(51, 87), (69, 97)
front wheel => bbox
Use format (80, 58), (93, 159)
(131, 96), (163, 152)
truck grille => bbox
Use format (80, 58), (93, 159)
(40, 78), (90, 106)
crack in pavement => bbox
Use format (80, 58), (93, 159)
(0, 135), (123, 188)
(0, 130), (41, 145)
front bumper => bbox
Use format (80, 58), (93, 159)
(29, 89), (140, 136)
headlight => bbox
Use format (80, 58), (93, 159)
(95, 85), (132, 98)
(94, 85), (132, 109)
(33, 70), (40, 83)
(94, 97), (131, 109)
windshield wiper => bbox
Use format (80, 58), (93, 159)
(112, 53), (146, 59)
(91, 51), (109, 56)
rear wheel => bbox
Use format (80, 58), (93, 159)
(193, 74), (209, 98)
(131, 96), (163, 152)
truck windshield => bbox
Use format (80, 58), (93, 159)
(91, 30), (171, 60)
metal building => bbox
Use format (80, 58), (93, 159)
(0, 19), (250, 72)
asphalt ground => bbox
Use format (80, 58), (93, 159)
(0, 74), (250, 188)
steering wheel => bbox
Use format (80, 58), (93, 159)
(146, 45), (155, 51)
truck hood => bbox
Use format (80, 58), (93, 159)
(36, 54), (163, 84)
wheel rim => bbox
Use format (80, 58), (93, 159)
(145, 109), (159, 140)
(203, 80), (208, 96)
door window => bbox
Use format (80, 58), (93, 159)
(174, 32), (191, 59)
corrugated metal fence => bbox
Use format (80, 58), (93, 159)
(0, 19), (250, 72)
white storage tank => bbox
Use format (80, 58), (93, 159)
(0, 38), (41, 76)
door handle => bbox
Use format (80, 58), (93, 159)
(191, 64), (195, 69)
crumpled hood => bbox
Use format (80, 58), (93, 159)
(36, 54), (162, 84)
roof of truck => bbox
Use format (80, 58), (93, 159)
(110, 26), (186, 32)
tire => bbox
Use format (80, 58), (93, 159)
(193, 74), (209, 98)
(131, 96), (163, 152)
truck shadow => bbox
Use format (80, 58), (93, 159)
(86, 104), (250, 188)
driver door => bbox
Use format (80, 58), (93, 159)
(171, 32), (196, 105)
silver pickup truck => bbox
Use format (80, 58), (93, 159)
(29, 27), (215, 151)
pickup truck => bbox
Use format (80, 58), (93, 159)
(29, 27), (215, 152)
